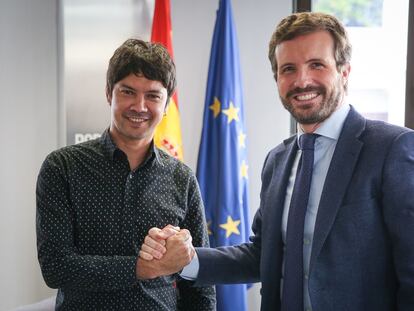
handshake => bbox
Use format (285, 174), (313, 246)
(136, 225), (195, 280)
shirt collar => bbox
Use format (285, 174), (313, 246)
(100, 128), (118, 159)
(149, 143), (164, 166)
(100, 128), (163, 166)
(297, 103), (350, 140)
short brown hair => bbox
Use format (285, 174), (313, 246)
(106, 38), (176, 99)
(268, 12), (352, 80)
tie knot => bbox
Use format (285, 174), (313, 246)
(298, 133), (318, 150)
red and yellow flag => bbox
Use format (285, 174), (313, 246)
(151, 0), (184, 161)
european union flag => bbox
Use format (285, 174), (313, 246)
(196, 0), (250, 310)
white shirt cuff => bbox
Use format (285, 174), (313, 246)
(179, 251), (199, 280)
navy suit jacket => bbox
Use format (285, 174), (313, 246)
(196, 107), (414, 311)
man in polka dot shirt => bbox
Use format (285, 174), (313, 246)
(36, 39), (216, 310)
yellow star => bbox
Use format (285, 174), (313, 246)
(238, 132), (247, 148)
(219, 215), (241, 238)
(222, 102), (240, 124)
(207, 221), (213, 235)
(209, 97), (221, 118)
(240, 160), (248, 179)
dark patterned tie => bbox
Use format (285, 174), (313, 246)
(281, 133), (318, 311)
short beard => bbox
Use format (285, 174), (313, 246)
(280, 83), (343, 125)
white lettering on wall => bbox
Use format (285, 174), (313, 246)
(75, 133), (101, 144)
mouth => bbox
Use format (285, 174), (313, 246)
(127, 116), (148, 123)
(124, 113), (151, 127)
(293, 92), (319, 102)
(287, 86), (325, 108)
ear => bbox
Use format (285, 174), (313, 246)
(106, 88), (112, 105)
(340, 62), (351, 85)
(164, 97), (171, 114)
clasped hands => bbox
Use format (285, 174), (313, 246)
(136, 225), (194, 279)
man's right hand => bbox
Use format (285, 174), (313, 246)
(136, 226), (195, 279)
(139, 225), (179, 260)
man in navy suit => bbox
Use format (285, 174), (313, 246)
(138, 12), (414, 311)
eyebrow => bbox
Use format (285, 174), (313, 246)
(279, 58), (326, 69)
(146, 89), (164, 94)
(279, 62), (295, 70)
(118, 84), (136, 91)
(306, 58), (325, 64)
(118, 84), (163, 95)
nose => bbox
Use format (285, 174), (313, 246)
(293, 68), (312, 89)
(130, 94), (147, 112)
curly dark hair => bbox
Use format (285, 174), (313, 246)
(106, 38), (176, 99)
(268, 12), (352, 81)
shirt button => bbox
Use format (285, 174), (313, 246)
(304, 273), (309, 280)
(306, 309), (312, 311)
(129, 173), (133, 179)
(303, 238), (310, 245)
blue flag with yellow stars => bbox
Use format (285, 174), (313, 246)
(196, 0), (250, 310)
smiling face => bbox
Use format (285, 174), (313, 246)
(275, 30), (350, 131)
(107, 73), (168, 148)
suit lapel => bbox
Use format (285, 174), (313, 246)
(261, 135), (298, 305)
(271, 136), (299, 216)
(309, 107), (366, 273)
(264, 136), (298, 248)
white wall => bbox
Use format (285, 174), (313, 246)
(0, 0), (291, 310)
(0, 0), (59, 310)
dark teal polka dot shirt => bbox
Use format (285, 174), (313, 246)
(36, 129), (216, 310)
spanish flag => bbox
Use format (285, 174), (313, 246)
(151, 0), (184, 161)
